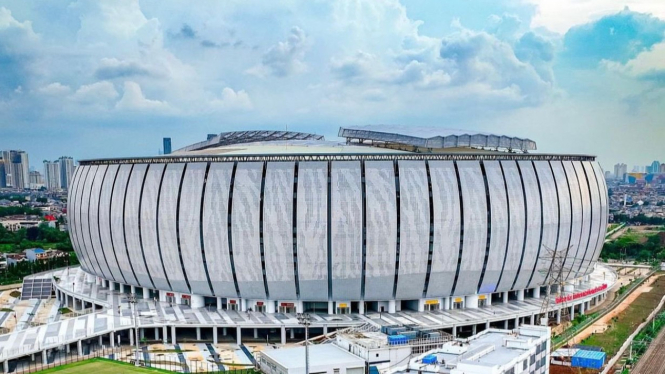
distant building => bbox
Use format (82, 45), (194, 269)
(259, 344), (365, 374)
(0, 160), (5, 188)
(604, 170), (611, 180)
(614, 163), (627, 180)
(1, 150), (29, 189)
(652, 161), (661, 174)
(163, 137), (172, 155)
(5, 254), (26, 266)
(29, 171), (44, 190)
(58, 156), (75, 190)
(43, 160), (61, 191)
(24, 248), (67, 262)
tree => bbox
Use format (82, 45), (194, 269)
(36, 197), (47, 204)
(26, 226), (39, 241)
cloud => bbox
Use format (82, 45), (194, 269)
(94, 58), (165, 80)
(38, 82), (72, 96)
(486, 13), (523, 40)
(561, 9), (665, 68)
(209, 87), (252, 111)
(0, 7), (39, 94)
(247, 26), (308, 77)
(115, 81), (167, 111)
(330, 51), (375, 83)
(70, 81), (119, 106)
(176, 24), (196, 39)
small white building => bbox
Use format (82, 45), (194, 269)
(259, 344), (366, 374)
(401, 325), (551, 374)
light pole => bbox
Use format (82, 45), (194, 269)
(127, 293), (140, 367)
(296, 313), (310, 374)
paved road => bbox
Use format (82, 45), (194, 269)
(633, 325), (665, 374)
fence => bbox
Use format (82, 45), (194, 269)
(9, 344), (260, 374)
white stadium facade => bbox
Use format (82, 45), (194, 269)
(68, 126), (609, 315)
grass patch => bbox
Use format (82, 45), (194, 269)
(0, 308), (13, 312)
(59, 307), (72, 314)
(9, 290), (20, 298)
(581, 276), (665, 357)
(31, 358), (177, 374)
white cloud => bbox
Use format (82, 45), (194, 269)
(603, 41), (665, 79)
(116, 81), (167, 111)
(247, 26), (308, 77)
(523, 1), (665, 33)
(38, 82), (71, 96)
(209, 87), (252, 111)
(70, 81), (119, 106)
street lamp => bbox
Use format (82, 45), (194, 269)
(127, 293), (140, 367)
(296, 313), (310, 374)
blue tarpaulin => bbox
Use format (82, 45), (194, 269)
(422, 355), (437, 364)
(572, 350), (606, 370)
(387, 335), (408, 345)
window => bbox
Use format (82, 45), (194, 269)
(540, 357), (546, 366)
(523, 360), (527, 370)
(504, 367), (514, 374)
(530, 355), (535, 365)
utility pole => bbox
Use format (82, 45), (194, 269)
(297, 313), (311, 374)
(128, 293), (140, 367)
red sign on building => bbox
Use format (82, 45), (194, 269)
(555, 283), (607, 304)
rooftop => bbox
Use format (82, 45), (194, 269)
(261, 344), (365, 369)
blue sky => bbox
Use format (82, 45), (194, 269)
(1, 0), (665, 170)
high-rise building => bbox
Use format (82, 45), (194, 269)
(1, 150), (29, 189)
(614, 163), (627, 180)
(0, 160), (5, 188)
(651, 161), (661, 174)
(660, 164), (665, 174)
(163, 137), (172, 155)
(58, 156), (75, 189)
(43, 160), (61, 191)
(29, 171), (44, 189)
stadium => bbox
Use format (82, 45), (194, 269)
(68, 126), (608, 315)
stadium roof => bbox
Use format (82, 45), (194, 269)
(339, 125), (537, 152)
(175, 130), (324, 153)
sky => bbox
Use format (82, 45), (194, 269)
(1, 0), (665, 171)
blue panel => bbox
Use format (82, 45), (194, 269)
(364, 161), (397, 300)
(202, 163), (236, 297)
(231, 162), (265, 299)
(454, 161), (487, 296)
(330, 161), (363, 301)
(426, 161), (460, 298)
(296, 162), (328, 301)
(395, 160), (429, 300)
(263, 162), (297, 300)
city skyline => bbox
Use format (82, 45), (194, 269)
(1, 1), (665, 168)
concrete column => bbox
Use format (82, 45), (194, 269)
(359, 301), (365, 314)
(237, 328), (242, 345)
(580, 302), (585, 315)
(254, 328), (258, 339)
(290, 329), (294, 339)
(162, 326), (168, 344)
(486, 321), (490, 330)
(66, 343), (71, 353)
(217, 298), (223, 310)
(130, 285), (136, 295)
(504, 320), (509, 329)
(530, 315), (535, 325)
(130, 329), (134, 346)
(517, 290), (524, 301)
(452, 326), (457, 337)
(171, 326), (177, 345)
(143, 287), (150, 299)
(503, 292), (509, 303)
(557, 309), (561, 324)
(388, 300), (396, 313)
(472, 325), (477, 335)
(570, 305), (575, 320)
(328, 301), (333, 314)
(196, 327), (201, 341)
(77, 341), (83, 356)
(42, 350), (47, 364)
(223, 327), (227, 336)
(140, 328), (145, 340)
(514, 317), (519, 328)
(3, 359), (8, 373)
(99, 335), (103, 346)
(155, 327), (160, 340)
(533, 287), (541, 299)
(444, 297), (450, 310)
(323, 325), (328, 335)
(213, 328), (218, 344)
(281, 327), (286, 344)
(110, 332), (115, 347)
